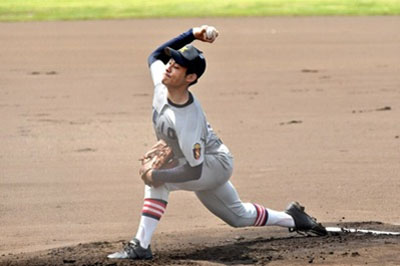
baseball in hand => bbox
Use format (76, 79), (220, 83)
(205, 26), (218, 41)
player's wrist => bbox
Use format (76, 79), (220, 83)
(192, 26), (202, 40)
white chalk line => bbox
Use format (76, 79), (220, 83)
(326, 227), (400, 236)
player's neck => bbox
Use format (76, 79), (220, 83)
(167, 87), (190, 105)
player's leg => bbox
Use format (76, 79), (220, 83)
(163, 154), (295, 227)
(135, 185), (169, 248)
(108, 184), (170, 259)
(165, 154), (232, 192)
(109, 153), (230, 260)
(195, 180), (295, 228)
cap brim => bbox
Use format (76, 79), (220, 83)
(164, 47), (188, 67)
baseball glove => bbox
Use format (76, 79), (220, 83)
(139, 139), (177, 186)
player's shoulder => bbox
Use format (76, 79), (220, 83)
(186, 96), (205, 119)
(190, 93), (204, 110)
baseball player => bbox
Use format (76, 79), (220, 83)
(108, 25), (326, 260)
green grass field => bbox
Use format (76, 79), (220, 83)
(1, 0), (399, 22)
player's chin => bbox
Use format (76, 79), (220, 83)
(162, 76), (170, 85)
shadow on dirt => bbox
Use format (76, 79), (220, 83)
(2, 222), (400, 266)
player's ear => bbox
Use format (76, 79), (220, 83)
(185, 73), (197, 84)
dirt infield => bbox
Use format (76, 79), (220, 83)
(1, 17), (399, 265)
(2, 222), (400, 265)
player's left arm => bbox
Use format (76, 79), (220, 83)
(151, 162), (203, 184)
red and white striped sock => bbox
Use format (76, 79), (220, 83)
(253, 204), (268, 226)
(253, 204), (295, 228)
(135, 198), (167, 248)
(142, 198), (167, 220)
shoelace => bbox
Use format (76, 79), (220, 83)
(123, 241), (139, 254)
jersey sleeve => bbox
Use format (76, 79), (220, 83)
(149, 60), (166, 87)
(176, 109), (207, 167)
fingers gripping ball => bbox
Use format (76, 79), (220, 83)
(139, 140), (178, 187)
(205, 26), (218, 41)
(193, 25), (219, 43)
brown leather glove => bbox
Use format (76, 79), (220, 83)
(139, 139), (177, 187)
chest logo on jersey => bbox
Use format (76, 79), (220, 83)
(193, 143), (201, 160)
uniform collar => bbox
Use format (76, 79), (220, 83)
(167, 91), (194, 108)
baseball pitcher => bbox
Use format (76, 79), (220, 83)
(108, 25), (327, 260)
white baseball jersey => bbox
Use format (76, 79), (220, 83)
(149, 60), (227, 168)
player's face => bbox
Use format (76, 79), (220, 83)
(162, 59), (189, 88)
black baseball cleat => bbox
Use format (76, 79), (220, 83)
(285, 201), (327, 236)
(107, 238), (153, 260)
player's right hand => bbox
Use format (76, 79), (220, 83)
(193, 25), (219, 43)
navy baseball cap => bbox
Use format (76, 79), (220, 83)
(164, 45), (206, 79)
